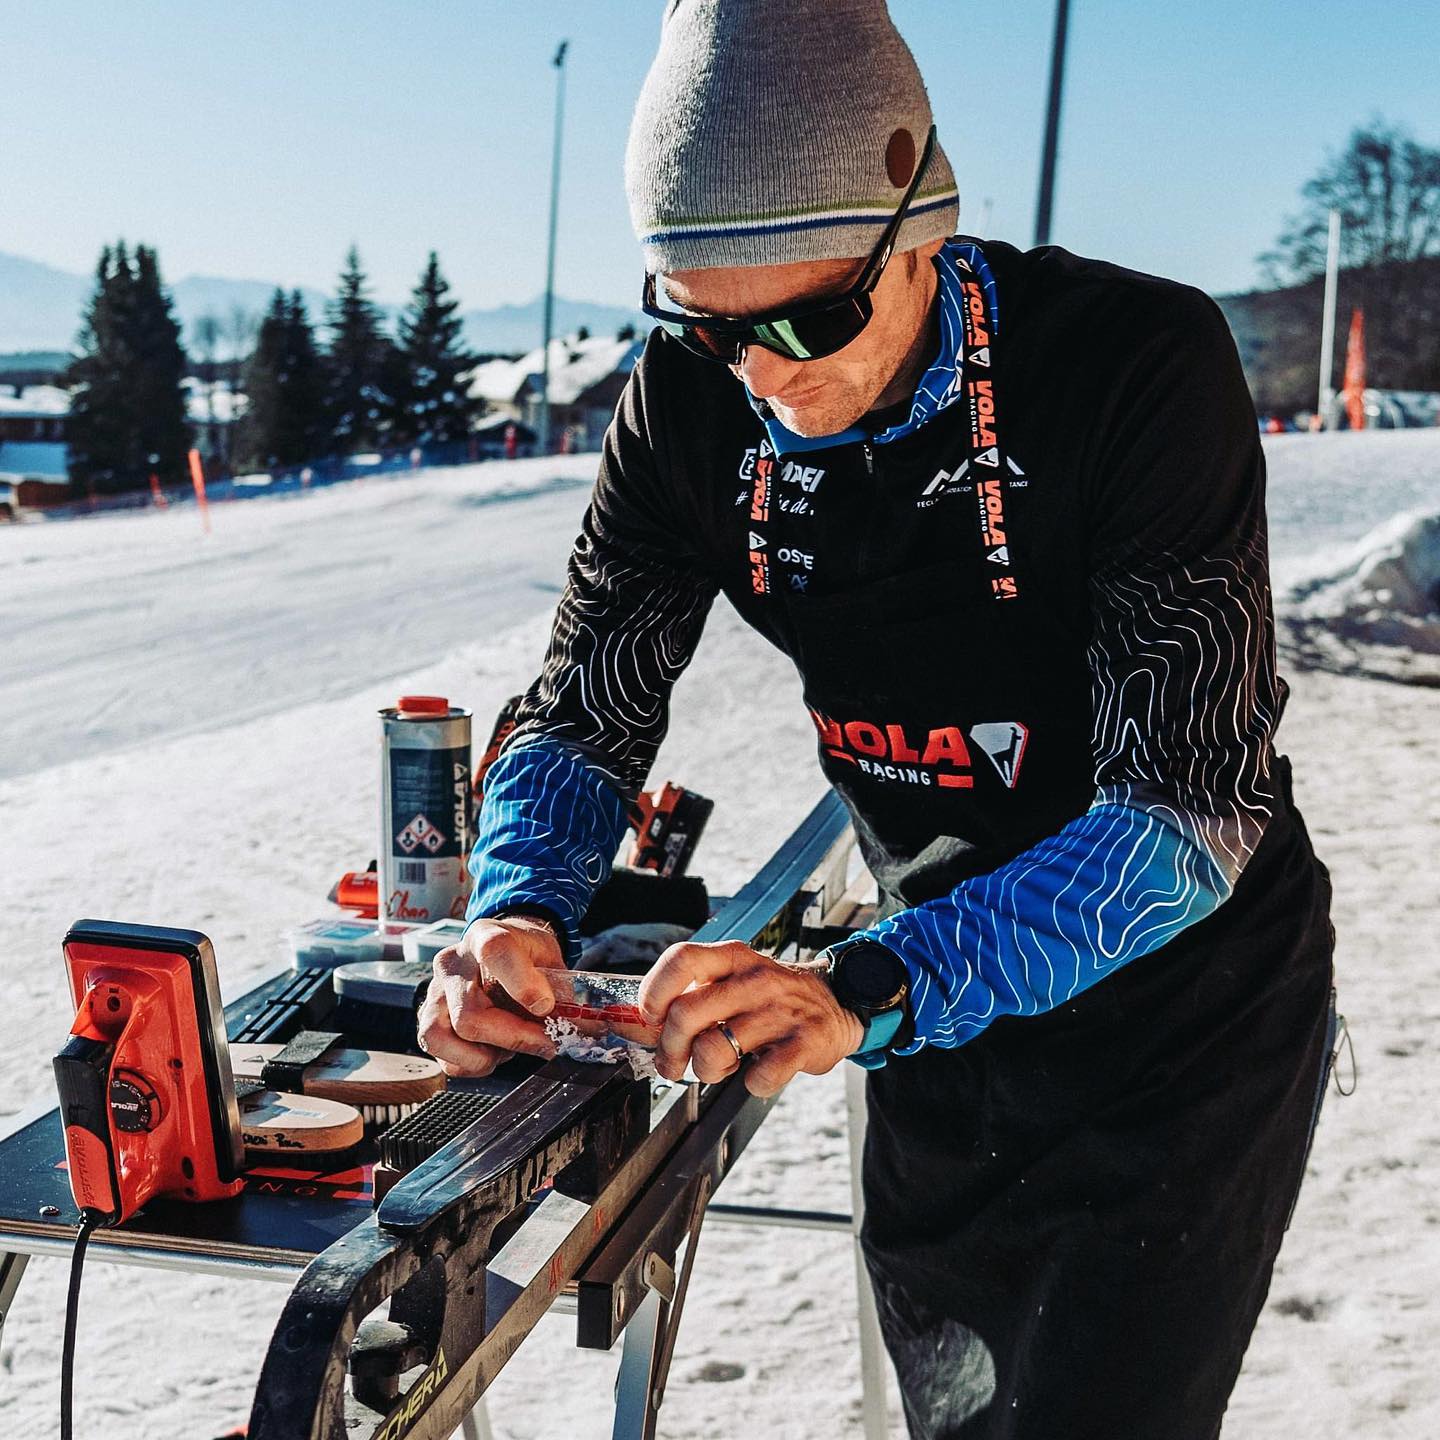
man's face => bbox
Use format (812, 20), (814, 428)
(662, 238), (943, 438)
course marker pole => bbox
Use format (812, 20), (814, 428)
(188, 449), (211, 534)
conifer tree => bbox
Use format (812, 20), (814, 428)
(391, 252), (481, 448)
(239, 290), (328, 469)
(325, 246), (393, 452)
(66, 242), (192, 493)
(129, 245), (192, 475)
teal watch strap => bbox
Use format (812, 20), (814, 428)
(847, 1004), (905, 1070)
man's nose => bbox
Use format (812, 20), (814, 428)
(734, 344), (803, 399)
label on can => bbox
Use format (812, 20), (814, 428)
(388, 746), (469, 860)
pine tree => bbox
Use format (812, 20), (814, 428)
(66, 242), (192, 494)
(129, 245), (192, 478)
(325, 246), (393, 453)
(238, 290), (329, 469)
(391, 252), (481, 449)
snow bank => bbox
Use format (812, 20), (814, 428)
(1278, 507), (1440, 686)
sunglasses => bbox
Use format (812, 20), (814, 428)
(642, 125), (938, 366)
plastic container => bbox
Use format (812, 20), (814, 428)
(286, 918), (389, 970)
(401, 917), (470, 967)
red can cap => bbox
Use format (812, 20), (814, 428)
(396, 695), (449, 715)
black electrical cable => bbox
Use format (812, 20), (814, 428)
(61, 1209), (105, 1440)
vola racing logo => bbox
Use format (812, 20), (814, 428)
(745, 444), (773, 594)
(969, 722), (1029, 788)
(809, 710), (1031, 790)
(809, 709), (975, 789)
(968, 378), (998, 466)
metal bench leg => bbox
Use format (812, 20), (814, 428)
(0, 1251), (29, 1352)
(456, 1394), (494, 1440)
(611, 1176), (710, 1440)
(846, 1064), (889, 1440)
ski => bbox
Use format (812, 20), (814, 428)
(245, 790), (859, 1440)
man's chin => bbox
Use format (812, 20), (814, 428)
(769, 399), (864, 439)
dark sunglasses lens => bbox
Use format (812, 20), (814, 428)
(659, 318), (740, 363)
(754, 296), (872, 362)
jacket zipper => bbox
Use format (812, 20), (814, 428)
(858, 442), (878, 580)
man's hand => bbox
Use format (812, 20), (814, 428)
(638, 940), (865, 1097)
(416, 916), (565, 1077)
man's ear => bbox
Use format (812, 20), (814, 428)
(903, 238), (946, 276)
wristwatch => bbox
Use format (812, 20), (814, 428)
(817, 935), (911, 1070)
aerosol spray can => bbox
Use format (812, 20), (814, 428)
(379, 696), (473, 923)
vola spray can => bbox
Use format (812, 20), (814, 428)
(379, 696), (472, 924)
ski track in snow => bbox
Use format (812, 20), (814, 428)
(1, 437), (1438, 1437)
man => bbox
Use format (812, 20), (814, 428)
(418, 3), (1336, 1435)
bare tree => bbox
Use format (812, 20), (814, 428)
(1260, 118), (1440, 285)
(222, 305), (259, 468)
(191, 312), (222, 430)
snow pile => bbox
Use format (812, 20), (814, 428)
(1278, 507), (1440, 685)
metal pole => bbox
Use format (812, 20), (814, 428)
(846, 1063), (889, 1440)
(1316, 208), (1342, 428)
(1033, 0), (1071, 247)
(538, 40), (568, 456)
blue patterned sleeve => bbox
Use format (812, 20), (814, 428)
(867, 290), (1280, 1054)
(466, 738), (631, 964)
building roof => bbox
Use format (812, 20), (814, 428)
(0, 384), (70, 418)
(183, 377), (246, 424)
(470, 334), (642, 407)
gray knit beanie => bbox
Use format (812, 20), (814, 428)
(625, 0), (959, 273)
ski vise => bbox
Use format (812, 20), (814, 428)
(246, 1058), (658, 1440)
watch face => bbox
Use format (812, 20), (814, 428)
(835, 942), (907, 1009)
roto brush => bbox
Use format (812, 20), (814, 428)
(53, 920), (245, 1226)
(379, 695), (473, 924)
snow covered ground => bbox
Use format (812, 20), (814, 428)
(1, 435), (1438, 1437)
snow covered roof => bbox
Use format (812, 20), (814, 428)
(183, 378), (246, 424)
(0, 440), (69, 480)
(470, 334), (642, 407)
(0, 384), (70, 417)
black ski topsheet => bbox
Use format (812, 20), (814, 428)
(0, 792), (854, 1274)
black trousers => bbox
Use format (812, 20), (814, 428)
(860, 780), (1336, 1440)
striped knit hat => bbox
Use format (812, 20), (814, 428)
(625, 0), (959, 273)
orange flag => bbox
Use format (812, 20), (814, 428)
(1342, 307), (1366, 431)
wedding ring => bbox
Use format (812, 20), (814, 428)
(715, 1021), (745, 1063)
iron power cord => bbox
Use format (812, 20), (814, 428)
(61, 1208), (106, 1440)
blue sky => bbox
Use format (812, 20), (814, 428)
(2, 1), (1436, 309)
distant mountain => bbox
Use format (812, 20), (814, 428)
(0, 253), (89, 352)
(459, 295), (645, 357)
(0, 350), (70, 376)
(0, 249), (644, 359)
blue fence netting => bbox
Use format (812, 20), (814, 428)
(28, 436), (536, 521)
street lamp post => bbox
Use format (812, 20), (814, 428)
(1316, 208), (1342, 428)
(1033, 0), (1071, 247)
(538, 40), (568, 456)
